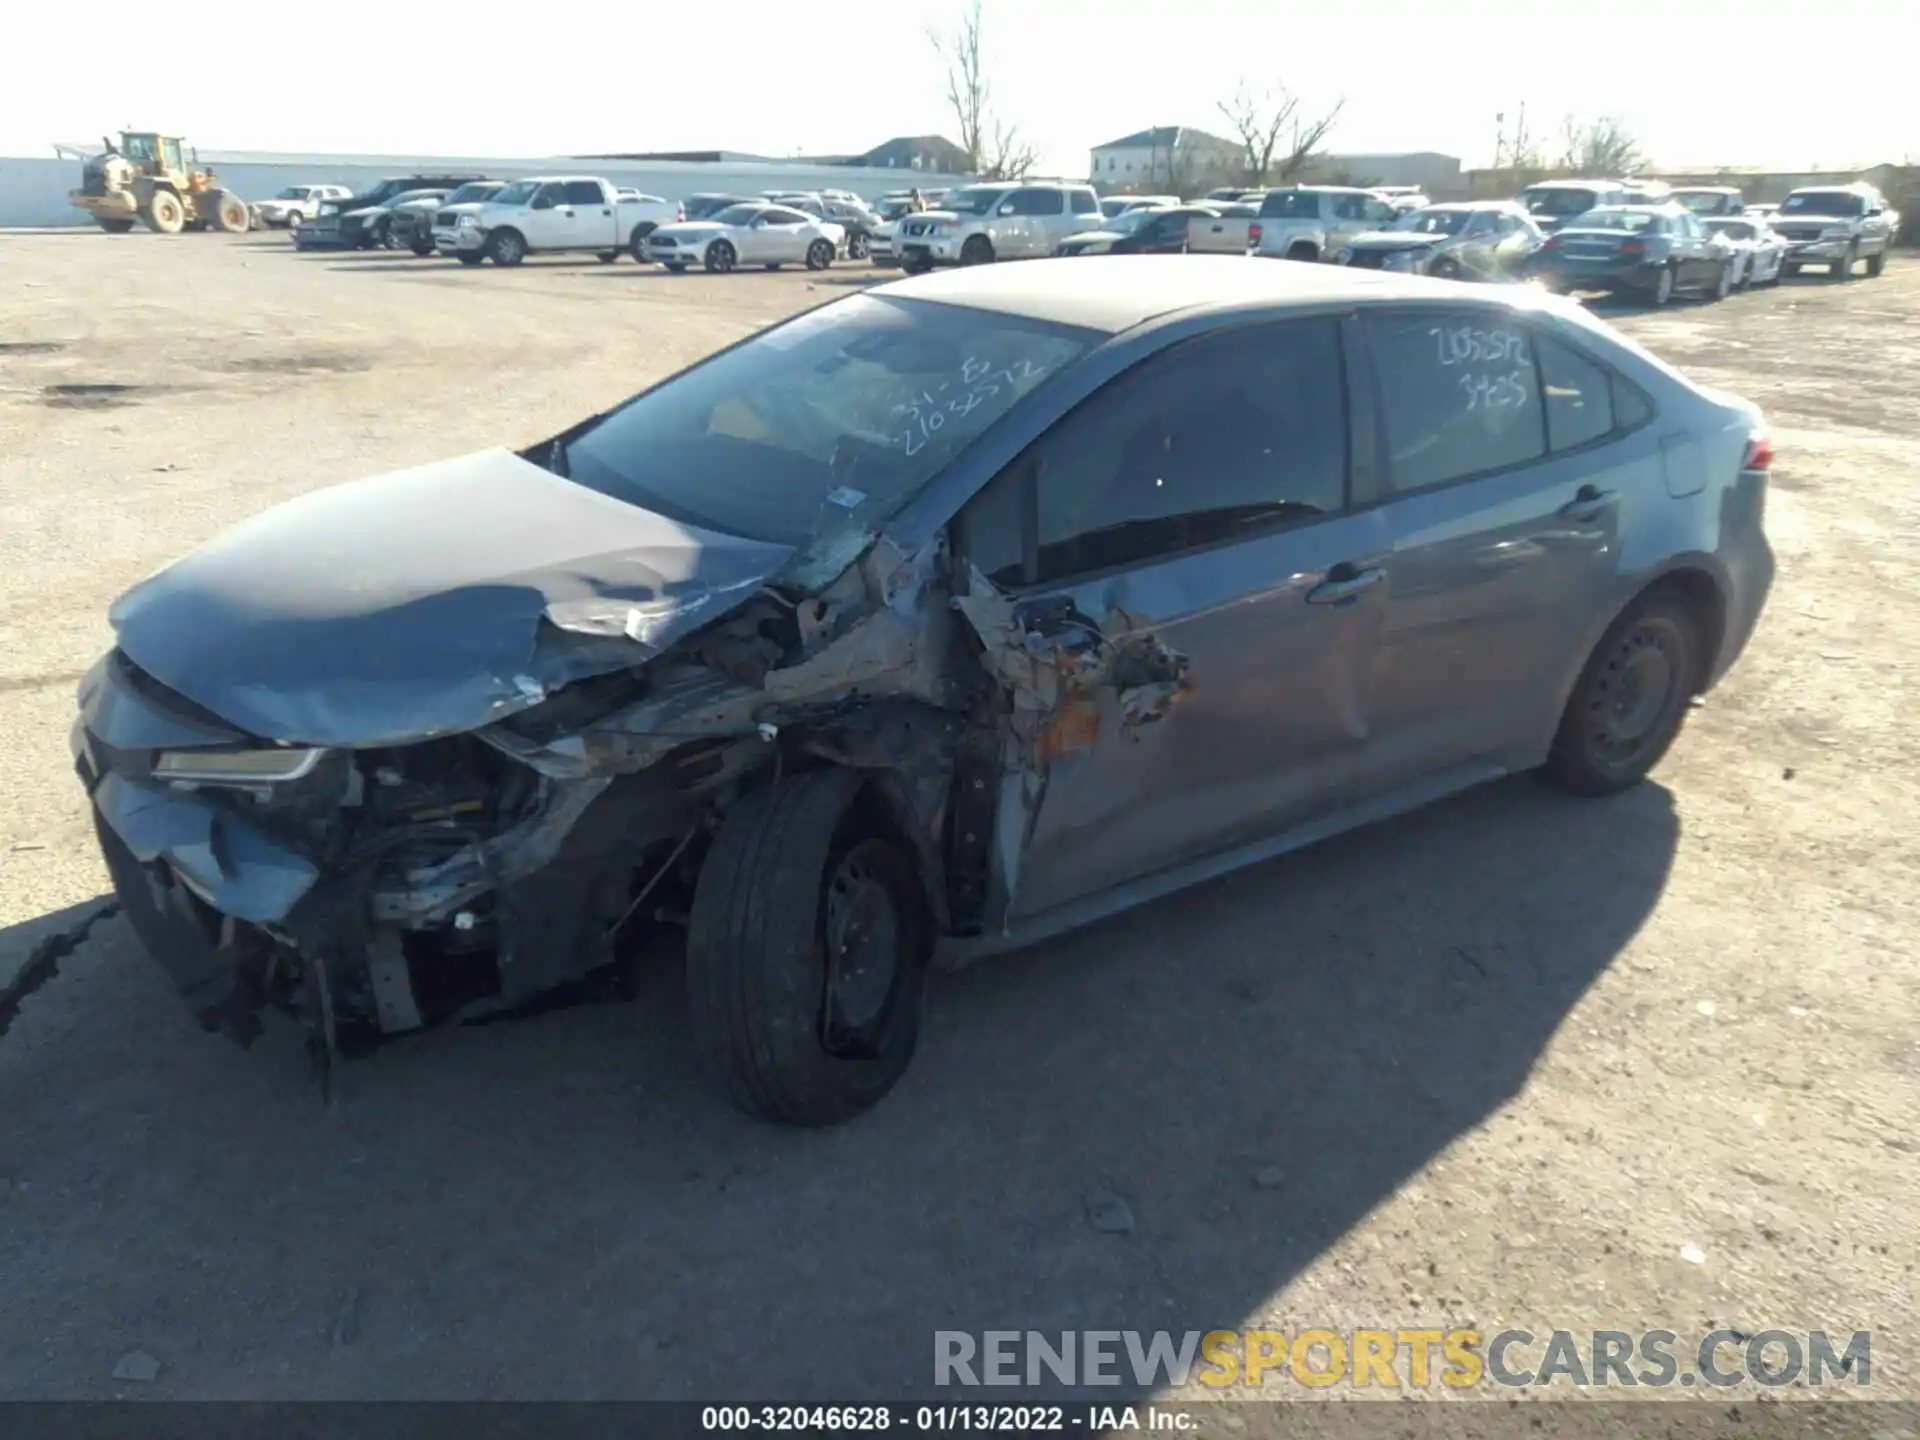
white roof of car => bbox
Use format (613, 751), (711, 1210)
(872, 253), (1498, 332)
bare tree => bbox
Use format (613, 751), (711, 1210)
(1495, 104), (1544, 172)
(928, 0), (1035, 179)
(1217, 83), (1344, 185)
(1559, 115), (1647, 176)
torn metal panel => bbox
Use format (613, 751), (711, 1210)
(108, 449), (795, 747)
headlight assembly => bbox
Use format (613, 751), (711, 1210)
(154, 748), (327, 784)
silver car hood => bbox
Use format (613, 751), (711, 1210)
(109, 448), (794, 747)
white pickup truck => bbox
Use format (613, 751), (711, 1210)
(448, 175), (679, 266)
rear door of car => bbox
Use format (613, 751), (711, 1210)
(953, 314), (1393, 920)
(564, 179), (614, 247)
(1016, 187), (1068, 256)
(1346, 306), (1648, 790)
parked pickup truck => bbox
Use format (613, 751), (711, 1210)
(1769, 182), (1899, 280)
(449, 176), (679, 266)
(1250, 185), (1400, 261)
(1186, 201), (1261, 254)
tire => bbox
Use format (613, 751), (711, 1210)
(1286, 241), (1319, 263)
(596, 250), (620, 264)
(704, 239), (736, 273)
(1865, 248), (1885, 278)
(626, 222), (657, 262)
(456, 252), (485, 267)
(486, 228), (526, 266)
(1780, 261), (1800, 278)
(959, 234), (994, 266)
(900, 252), (933, 275)
(1429, 256), (1461, 280)
(411, 238), (436, 257)
(1831, 245), (1854, 281)
(686, 770), (930, 1126)
(806, 238), (835, 270)
(209, 191), (250, 233)
(96, 218), (135, 234)
(848, 231), (870, 260)
(1651, 264), (1675, 306)
(664, 261), (688, 273)
(141, 191), (185, 234)
(1542, 588), (1702, 797)
(1712, 262), (1732, 301)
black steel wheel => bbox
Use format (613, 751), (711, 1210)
(1543, 590), (1702, 796)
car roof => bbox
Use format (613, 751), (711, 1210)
(1523, 178), (1617, 189)
(869, 254), (1481, 332)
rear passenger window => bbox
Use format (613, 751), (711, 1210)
(1612, 375), (1653, 430)
(1364, 313), (1545, 494)
(563, 181), (604, 206)
(1535, 334), (1614, 452)
(960, 320), (1348, 587)
(1015, 189), (1066, 217)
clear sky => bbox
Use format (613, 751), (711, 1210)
(4, 0), (1912, 175)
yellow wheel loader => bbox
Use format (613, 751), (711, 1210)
(64, 132), (251, 234)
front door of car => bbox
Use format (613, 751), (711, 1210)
(1347, 309), (1636, 792)
(765, 210), (813, 261)
(954, 316), (1391, 922)
(524, 183), (569, 247)
(1671, 212), (1713, 285)
(1138, 210), (1192, 253)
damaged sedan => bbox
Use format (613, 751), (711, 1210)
(74, 256), (1774, 1125)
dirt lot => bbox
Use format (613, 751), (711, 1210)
(0, 233), (1914, 1409)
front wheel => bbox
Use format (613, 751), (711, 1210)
(411, 238), (436, 257)
(687, 771), (930, 1125)
(805, 238), (835, 270)
(96, 218), (135, 234)
(1541, 589), (1702, 797)
(1780, 261), (1800, 278)
(1865, 248), (1886, 278)
(664, 261), (688, 273)
(1712, 262), (1732, 301)
(486, 228), (526, 266)
(1651, 264), (1675, 306)
(704, 239), (736, 273)
(959, 235), (994, 266)
(848, 232), (870, 259)
(596, 249), (619, 264)
(456, 252), (485, 266)
(1831, 245), (1855, 281)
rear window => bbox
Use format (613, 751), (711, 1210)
(1258, 190), (1320, 219)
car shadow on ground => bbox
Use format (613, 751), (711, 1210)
(0, 777), (1678, 1400)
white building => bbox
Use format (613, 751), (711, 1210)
(1088, 126), (1242, 189)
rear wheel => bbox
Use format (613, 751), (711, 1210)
(1542, 589), (1702, 797)
(456, 252), (485, 266)
(1429, 255), (1462, 280)
(900, 252), (933, 275)
(806, 238), (835, 270)
(1651, 264), (1675, 306)
(626, 221), (658, 261)
(141, 191), (185, 234)
(96, 218), (135, 234)
(704, 239), (736, 273)
(848, 231), (870, 259)
(596, 250), (620, 263)
(664, 261), (688, 273)
(1865, 247), (1886, 278)
(411, 237), (436, 257)
(687, 770), (930, 1126)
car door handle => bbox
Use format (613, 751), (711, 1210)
(1560, 484), (1618, 523)
(1306, 563), (1386, 605)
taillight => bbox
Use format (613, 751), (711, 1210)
(1248, 222), (1262, 248)
(1741, 433), (1774, 472)
(1619, 238), (1646, 256)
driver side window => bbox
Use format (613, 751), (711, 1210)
(958, 319), (1350, 588)
(532, 183), (564, 209)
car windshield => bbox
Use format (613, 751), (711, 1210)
(444, 183), (499, 205)
(1522, 187), (1601, 217)
(1705, 220), (1755, 240)
(710, 204), (764, 227)
(1568, 208), (1658, 232)
(942, 187), (1010, 216)
(1781, 191), (1865, 217)
(1393, 208), (1470, 235)
(491, 181), (538, 206)
(561, 295), (1097, 548)
(1259, 191), (1319, 219)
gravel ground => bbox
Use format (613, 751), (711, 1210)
(0, 233), (1914, 1411)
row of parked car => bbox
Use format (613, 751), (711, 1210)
(863, 175), (1901, 305)
(257, 168), (1900, 302)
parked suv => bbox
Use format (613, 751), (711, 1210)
(1251, 186), (1400, 262)
(1769, 183), (1899, 280)
(1516, 179), (1631, 233)
(896, 182), (1102, 270)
